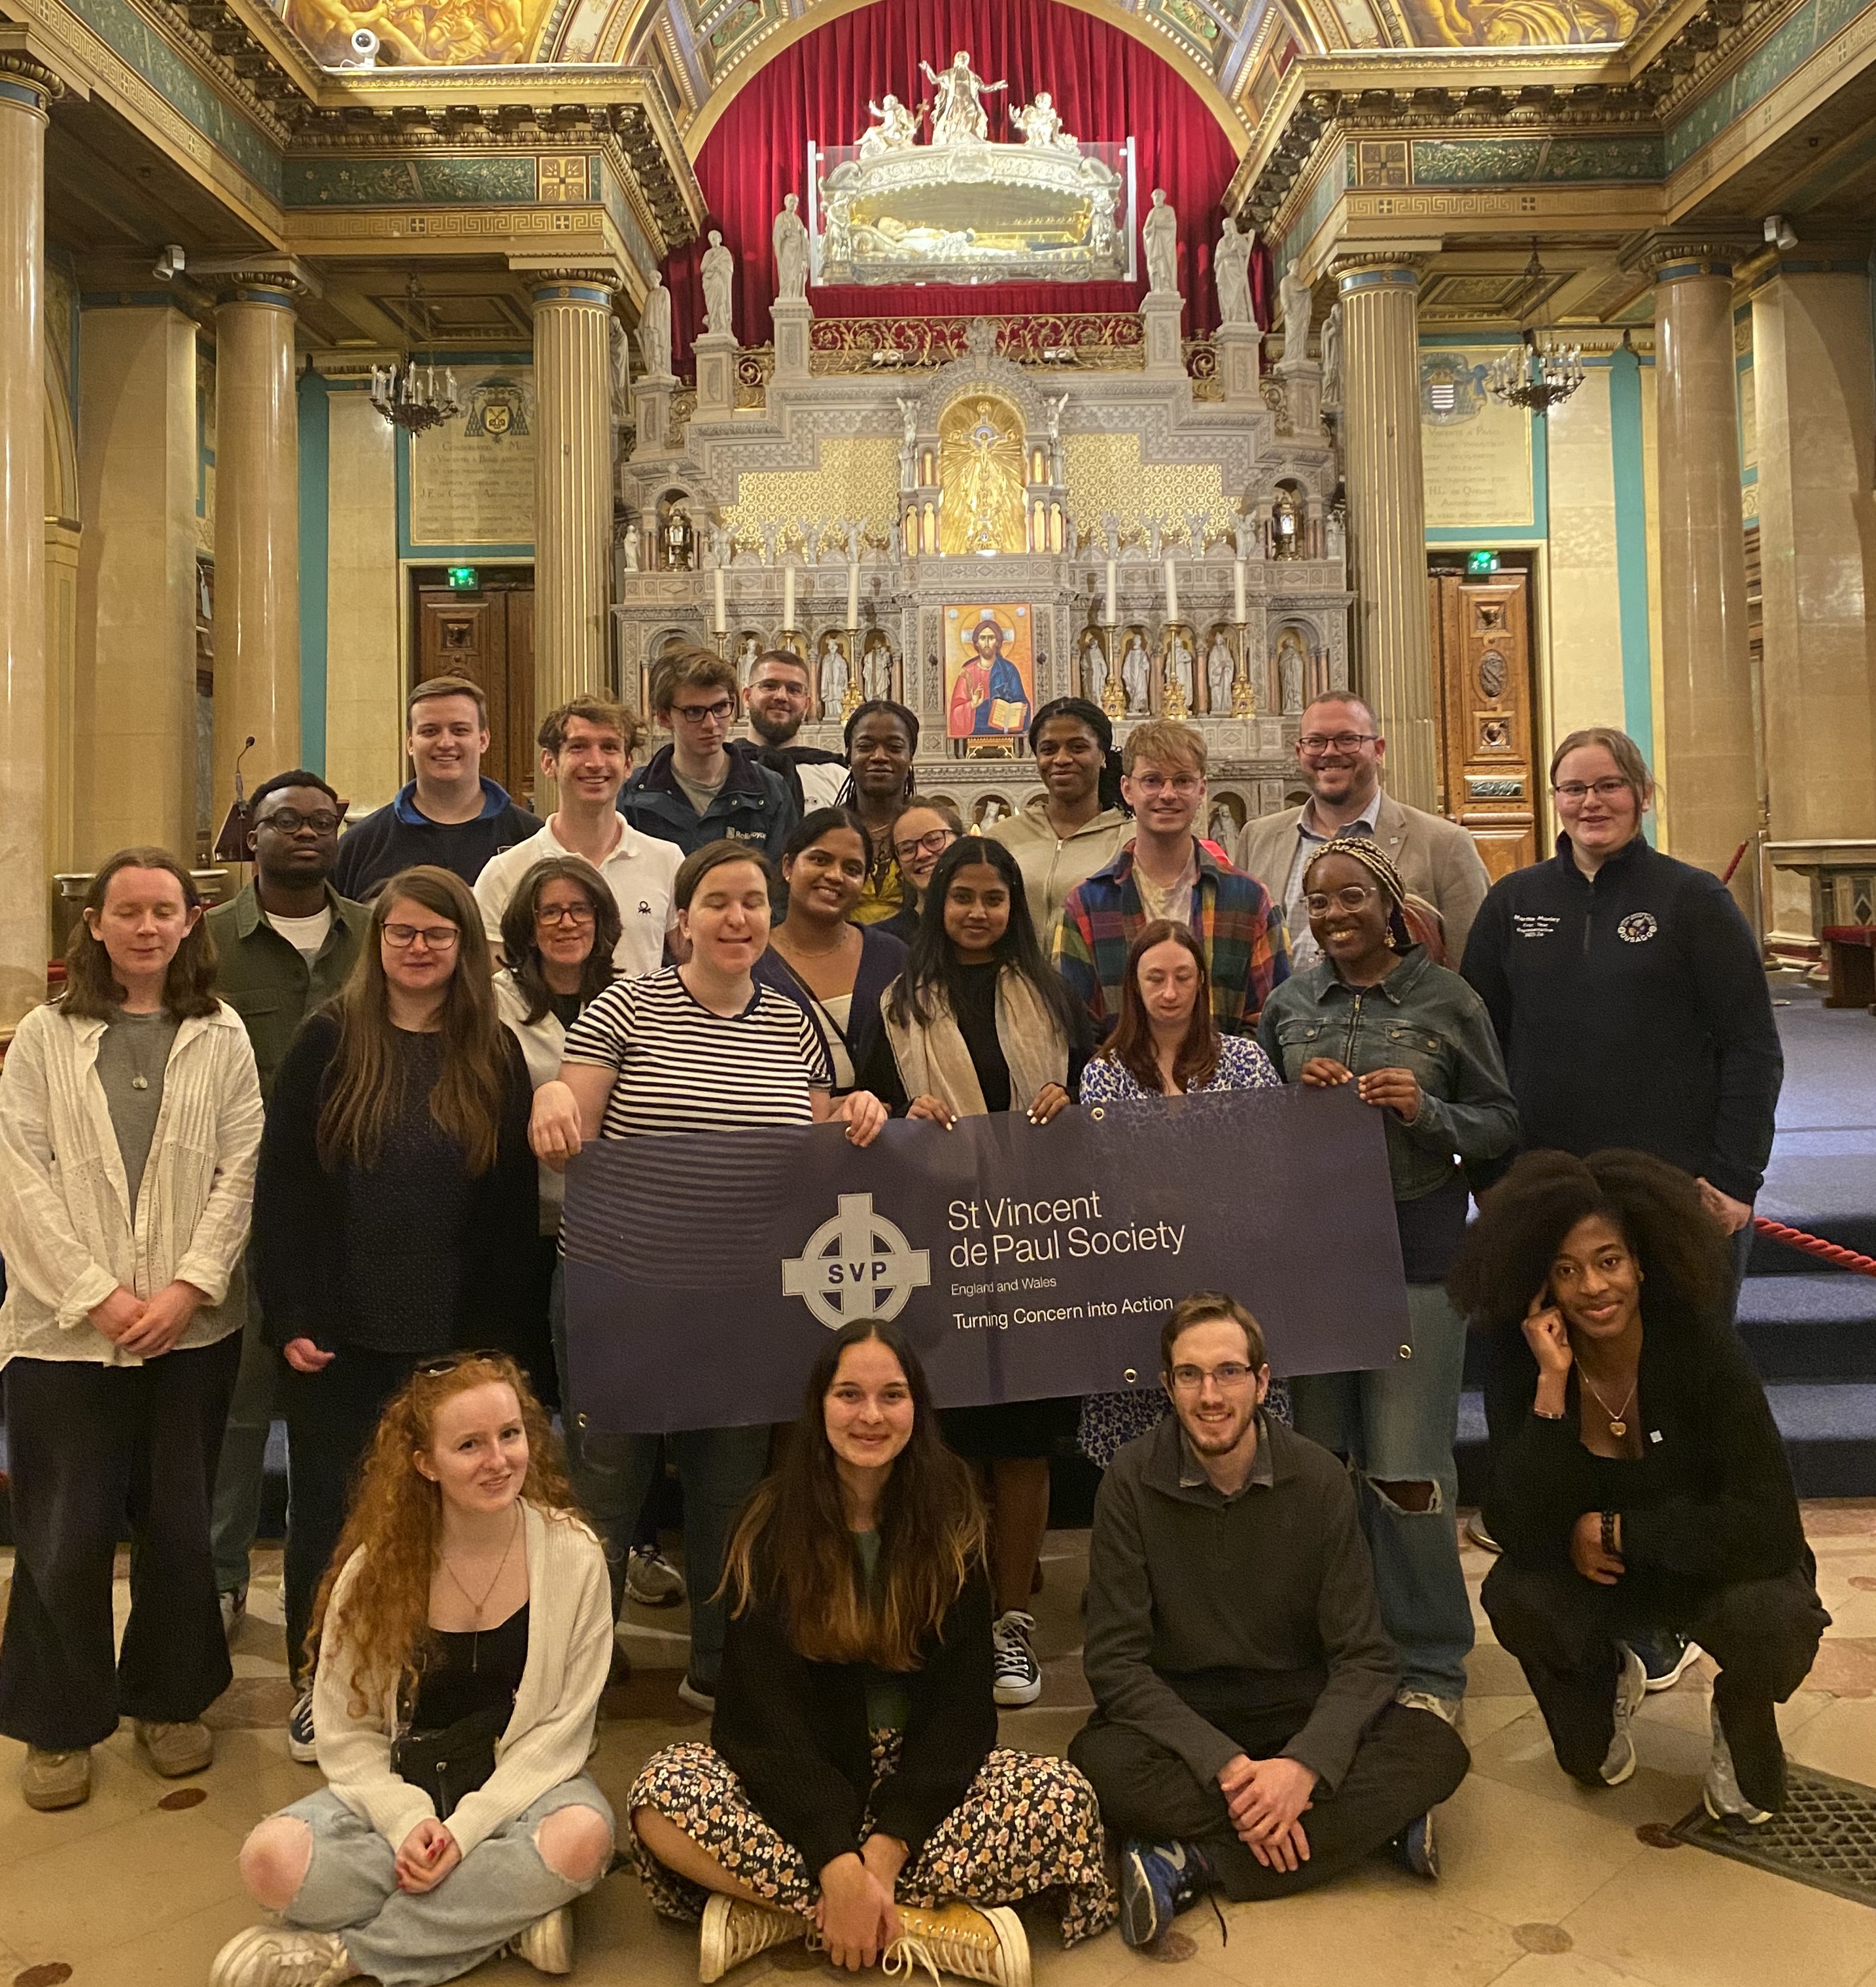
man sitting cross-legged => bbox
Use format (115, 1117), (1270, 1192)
(1070, 1290), (1471, 1946)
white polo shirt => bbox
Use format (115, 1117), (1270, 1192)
(474, 816), (682, 980)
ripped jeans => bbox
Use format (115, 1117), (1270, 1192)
(1289, 1282), (1474, 1703)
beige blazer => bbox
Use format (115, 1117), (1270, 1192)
(1235, 789), (1493, 963)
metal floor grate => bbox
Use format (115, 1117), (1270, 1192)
(1672, 1763), (1876, 1908)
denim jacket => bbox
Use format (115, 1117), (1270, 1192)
(1257, 945), (1519, 1203)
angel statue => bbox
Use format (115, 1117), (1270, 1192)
(1011, 91), (1074, 150)
(860, 93), (920, 158)
(920, 51), (1007, 145)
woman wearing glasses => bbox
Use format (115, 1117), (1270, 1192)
(754, 809), (907, 1094)
(989, 698), (1130, 942)
(1259, 839), (1518, 1723)
(256, 865), (538, 1765)
(875, 795), (962, 947)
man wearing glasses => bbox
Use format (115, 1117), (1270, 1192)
(1236, 692), (1491, 968)
(204, 772), (371, 1644)
(741, 648), (848, 812)
(1071, 1291), (1468, 1947)
(1056, 720), (1289, 1036)
(621, 649), (797, 859)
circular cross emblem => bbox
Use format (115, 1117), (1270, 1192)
(1618, 912), (1658, 944)
(782, 1193), (933, 1330)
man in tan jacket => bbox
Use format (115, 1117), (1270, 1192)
(1235, 691), (1490, 968)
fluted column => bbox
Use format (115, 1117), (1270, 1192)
(1645, 242), (1756, 897)
(1334, 250), (1438, 812)
(0, 56), (58, 1030)
(213, 272), (304, 821)
(529, 270), (617, 731)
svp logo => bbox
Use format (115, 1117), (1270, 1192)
(782, 1194), (932, 1330)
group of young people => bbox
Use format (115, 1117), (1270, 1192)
(0, 644), (1820, 1987)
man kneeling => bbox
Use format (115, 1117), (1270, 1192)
(1070, 1292), (1470, 1946)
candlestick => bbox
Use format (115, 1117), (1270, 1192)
(712, 566), (727, 635)
(1163, 557), (1178, 627)
(1104, 559), (1117, 627)
(846, 559), (860, 629)
(782, 562), (795, 632)
(1233, 559), (1247, 625)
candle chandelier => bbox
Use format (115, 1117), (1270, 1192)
(371, 277), (460, 434)
(1485, 247), (1585, 415)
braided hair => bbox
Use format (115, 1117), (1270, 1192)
(1302, 836), (1414, 952)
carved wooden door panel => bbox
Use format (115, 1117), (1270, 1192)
(1428, 570), (1538, 878)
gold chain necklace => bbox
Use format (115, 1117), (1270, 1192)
(438, 1504), (523, 1672)
(1580, 1372), (1638, 1440)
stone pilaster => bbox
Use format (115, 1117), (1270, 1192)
(770, 296), (812, 382)
(1332, 248), (1438, 813)
(0, 56), (58, 1028)
(1141, 292), (1184, 379)
(1213, 321), (1263, 406)
(693, 330), (739, 420)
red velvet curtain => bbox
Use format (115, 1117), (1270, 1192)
(663, 0), (1263, 374)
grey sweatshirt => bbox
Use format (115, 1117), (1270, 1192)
(1083, 1412), (1398, 1791)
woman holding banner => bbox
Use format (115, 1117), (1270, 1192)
(857, 835), (1092, 1708)
(1257, 838), (1518, 1723)
(1076, 922), (1287, 1470)
(527, 840), (886, 1713)
(627, 1320), (1115, 1985)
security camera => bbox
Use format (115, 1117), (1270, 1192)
(154, 244), (186, 280)
(341, 26), (378, 65)
(1763, 214), (1797, 251)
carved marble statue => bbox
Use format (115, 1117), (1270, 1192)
(738, 634), (760, 684)
(1215, 220), (1255, 327)
(773, 194), (810, 302)
(1279, 259), (1313, 367)
(619, 523), (638, 571)
(1168, 632), (1195, 708)
(701, 230), (735, 337)
(608, 315), (631, 426)
(920, 51), (1007, 145)
(1277, 629), (1306, 714)
(639, 271), (672, 379)
(1082, 631), (1109, 702)
(1120, 632), (1151, 715)
(1143, 187), (1179, 296)
(860, 93), (918, 158)
(863, 638), (892, 701)
(1206, 632), (1235, 714)
(1011, 90), (1073, 150)
(820, 635), (850, 714)
(1322, 300), (1344, 406)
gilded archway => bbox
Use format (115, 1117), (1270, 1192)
(937, 394), (1027, 557)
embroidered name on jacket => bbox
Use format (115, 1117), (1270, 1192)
(1618, 912), (1659, 943)
(1513, 914), (1561, 939)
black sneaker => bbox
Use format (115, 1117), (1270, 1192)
(287, 1687), (317, 1764)
(1627, 1627), (1702, 1693)
(1119, 1839), (1212, 1948)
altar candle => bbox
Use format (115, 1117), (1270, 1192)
(1234, 559), (1247, 625)
(846, 558), (860, 629)
(1104, 559), (1117, 625)
(713, 565), (727, 634)
(783, 562), (795, 631)
(1164, 557), (1179, 626)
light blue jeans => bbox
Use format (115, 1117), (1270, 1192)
(276, 1778), (614, 1987)
(1288, 1282), (1474, 1702)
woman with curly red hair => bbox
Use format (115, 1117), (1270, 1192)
(213, 1354), (615, 1987)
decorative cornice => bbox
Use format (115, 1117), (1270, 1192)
(1330, 247), (1438, 284)
(1626, 233), (1754, 277)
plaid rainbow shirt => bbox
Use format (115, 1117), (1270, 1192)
(1054, 839), (1292, 1037)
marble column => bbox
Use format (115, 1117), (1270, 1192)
(213, 272), (304, 824)
(1333, 250), (1438, 813)
(1751, 259), (1876, 944)
(528, 271), (617, 748)
(0, 56), (58, 1031)
(1646, 243), (1756, 900)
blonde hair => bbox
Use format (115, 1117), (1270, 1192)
(1122, 719), (1207, 778)
(1549, 727), (1654, 806)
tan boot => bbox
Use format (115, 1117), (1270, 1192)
(22, 1747), (91, 1811)
(883, 1903), (1031, 1987)
(507, 1904), (575, 1975)
(697, 1895), (808, 1983)
(135, 1718), (213, 1777)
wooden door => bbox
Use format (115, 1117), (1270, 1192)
(413, 578), (536, 808)
(1428, 568), (1538, 878)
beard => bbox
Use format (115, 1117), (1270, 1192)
(749, 706), (802, 746)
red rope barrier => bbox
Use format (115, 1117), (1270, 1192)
(1753, 1216), (1876, 1278)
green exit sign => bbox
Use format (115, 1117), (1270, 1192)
(447, 566), (479, 590)
(1467, 549), (1501, 576)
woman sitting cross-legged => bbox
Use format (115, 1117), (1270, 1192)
(214, 1354), (616, 1987)
(1452, 1150), (1830, 1821)
(628, 1320), (1117, 1986)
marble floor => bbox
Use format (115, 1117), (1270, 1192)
(6, 1512), (1876, 1987)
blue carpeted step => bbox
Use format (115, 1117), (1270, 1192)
(1736, 1273), (1876, 1381)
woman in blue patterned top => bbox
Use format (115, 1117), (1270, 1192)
(1077, 921), (1287, 1470)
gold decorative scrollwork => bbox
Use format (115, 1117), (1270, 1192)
(1183, 337), (1223, 402)
(735, 345), (774, 409)
(805, 313), (1147, 375)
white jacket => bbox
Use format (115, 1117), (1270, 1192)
(314, 1501), (613, 1859)
(494, 971), (570, 1234)
(0, 1000), (264, 1367)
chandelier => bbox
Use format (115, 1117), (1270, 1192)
(370, 277), (460, 434)
(1485, 247), (1585, 415)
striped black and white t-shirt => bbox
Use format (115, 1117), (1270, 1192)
(561, 965), (833, 1139)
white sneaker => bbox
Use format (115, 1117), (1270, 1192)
(625, 1546), (686, 1608)
(287, 1687), (317, 1765)
(1599, 1643), (1648, 1786)
(210, 1926), (355, 1987)
(1395, 1688), (1462, 1727)
(220, 1586), (248, 1643)
(507, 1904), (575, 1974)
(991, 1611), (1041, 1708)
(1703, 1701), (1775, 1825)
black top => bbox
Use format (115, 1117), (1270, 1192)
(330, 784), (542, 901)
(254, 1012), (539, 1356)
(1459, 835), (1783, 1203)
(546, 990), (584, 1031)
(411, 1602), (529, 1731)
(860, 962), (1094, 1114)
(712, 1549), (998, 1875)
(1480, 1312), (1809, 1585)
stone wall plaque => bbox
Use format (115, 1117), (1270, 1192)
(409, 366), (537, 547)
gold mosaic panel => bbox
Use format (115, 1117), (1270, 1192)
(720, 437), (902, 538)
(1062, 432), (1232, 542)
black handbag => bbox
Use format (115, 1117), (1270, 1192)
(392, 1697), (512, 1820)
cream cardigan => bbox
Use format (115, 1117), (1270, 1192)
(0, 999), (263, 1367)
(314, 1502), (614, 1860)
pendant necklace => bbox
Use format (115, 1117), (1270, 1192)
(440, 1504), (522, 1672)
(1581, 1372), (1637, 1440)
(120, 1018), (163, 1092)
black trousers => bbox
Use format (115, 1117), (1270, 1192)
(1069, 1679), (1470, 1902)
(281, 1344), (423, 1681)
(1482, 1556), (1828, 1808)
(0, 1335), (242, 1751)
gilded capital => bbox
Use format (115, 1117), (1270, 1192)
(1629, 237), (1752, 283)
(1330, 247), (1436, 291)
(0, 51), (65, 109)
(527, 269), (623, 303)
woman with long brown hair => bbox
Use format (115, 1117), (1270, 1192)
(0, 849), (263, 1812)
(256, 865), (538, 1767)
(627, 1321), (1114, 1986)
(215, 1354), (616, 1987)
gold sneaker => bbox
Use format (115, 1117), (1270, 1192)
(882, 1903), (1031, 1987)
(135, 1718), (213, 1778)
(22, 1747), (90, 1810)
(697, 1895), (808, 1982)
(507, 1904), (575, 1975)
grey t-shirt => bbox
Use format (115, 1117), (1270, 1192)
(673, 765), (727, 821)
(96, 1010), (180, 1207)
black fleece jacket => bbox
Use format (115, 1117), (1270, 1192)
(710, 1555), (998, 1875)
